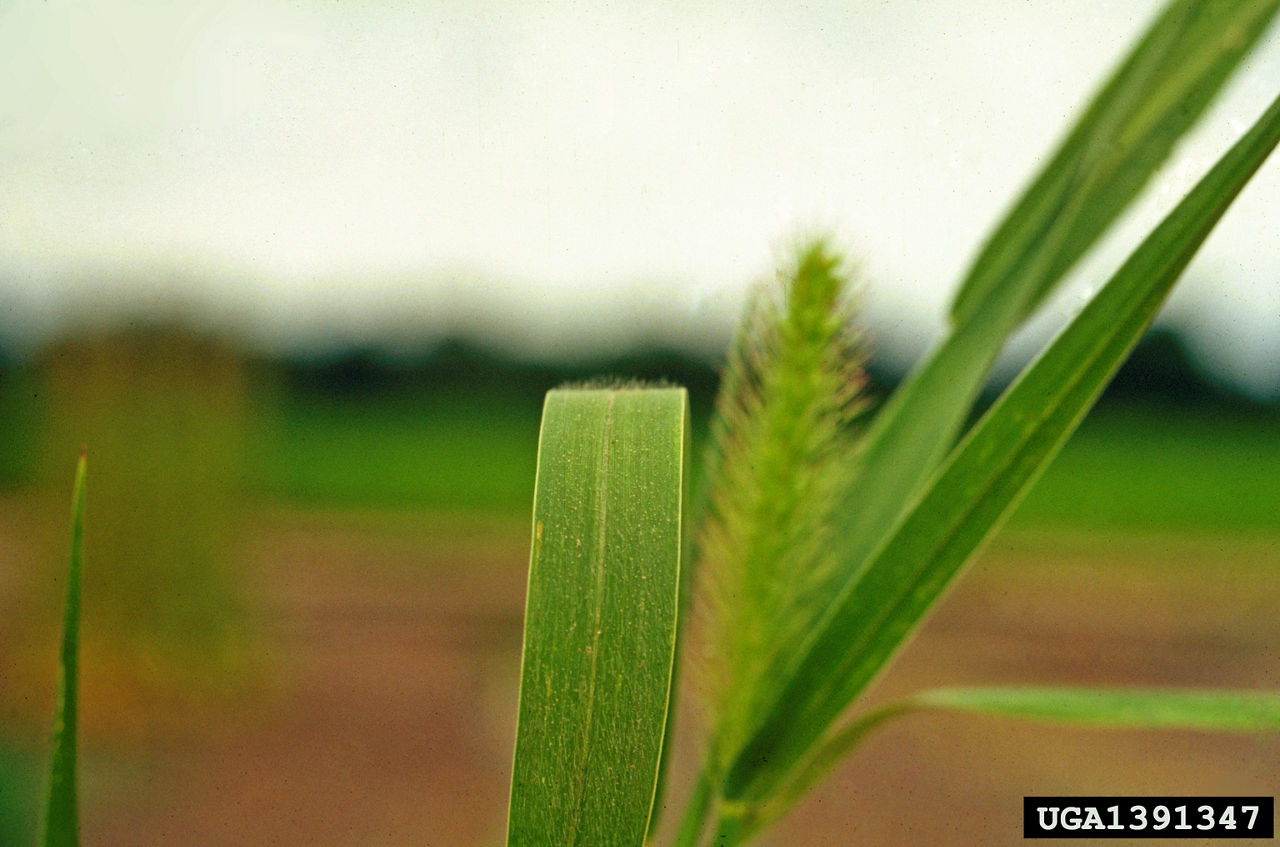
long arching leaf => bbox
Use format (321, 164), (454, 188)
(755, 685), (1280, 834)
(913, 686), (1280, 731)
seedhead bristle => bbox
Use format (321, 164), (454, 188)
(693, 239), (869, 779)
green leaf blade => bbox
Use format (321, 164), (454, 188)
(914, 686), (1280, 732)
(507, 386), (687, 847)
(837, 0), (1280, 604)
(723, 89), (1280, 806)
(762, 684), (1280, 828)
(42, 450), (85, 847)
(950, 0), (1280, 328)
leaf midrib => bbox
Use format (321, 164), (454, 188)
(567, 390), (616, 846)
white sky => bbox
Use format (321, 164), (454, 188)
(2, 0), (1279, 394)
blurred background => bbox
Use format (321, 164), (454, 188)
(2, 1), (1279, 844)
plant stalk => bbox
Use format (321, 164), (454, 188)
(711, 806), (749, 847)
(670, 764), (714, 847)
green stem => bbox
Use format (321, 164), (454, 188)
(670, 765), (714, 847)
(42, 450), (85, 847)
(711, 807), (748, 847)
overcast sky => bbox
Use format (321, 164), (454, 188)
(3, 0), (1279, 395)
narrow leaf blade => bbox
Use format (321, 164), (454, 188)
(42, 450), (85, 847)
(760, 684), (1280, 831)
(725, 90), (1280, 804)
(837, 0), (1280, 598)
(951, 0), (1280, 327)
(507, 386), (687, 847)
(915, 686), (1280, 732)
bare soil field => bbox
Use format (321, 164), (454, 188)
(6, 507), (1280, 846)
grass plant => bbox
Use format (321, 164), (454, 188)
(41, 451), (85, 847)
(507, 1), (1280, 843)
(24, 1), (1280, 845)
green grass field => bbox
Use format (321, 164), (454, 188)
(243, 391), (1280, 535)
(3, 368), (1278, 534)
(1011, 400), (1280, 533)
(248, 388), (542, 513)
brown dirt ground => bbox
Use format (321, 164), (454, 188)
(5, 505), (1280, 846)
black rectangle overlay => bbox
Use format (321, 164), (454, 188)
(1024, 797), (1273, 838)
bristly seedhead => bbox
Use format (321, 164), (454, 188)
(692, 238), (869, 780)
(557, 376), (678, 392)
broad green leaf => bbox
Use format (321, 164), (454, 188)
(507, 386), (687, 847)
(836, 0), (1280, 605)
(722, 89), (1280, 806)
(42, 450), (85, 847)
(913, 686), (1280, 731)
